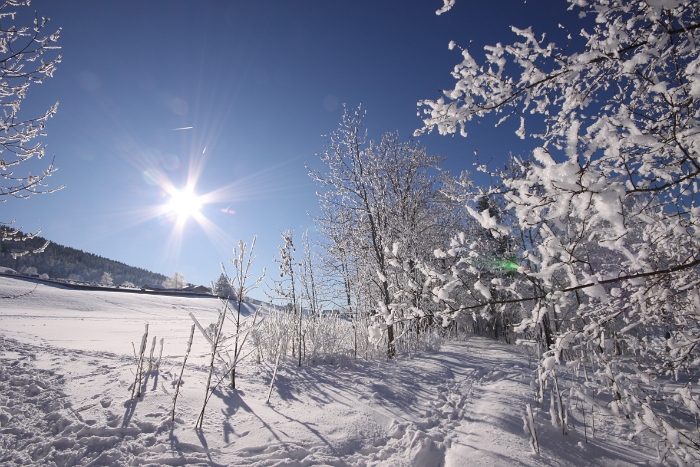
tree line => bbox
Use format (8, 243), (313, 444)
(0, 228), (167, 286)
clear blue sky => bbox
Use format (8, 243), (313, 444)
(7, 0), (576, 296)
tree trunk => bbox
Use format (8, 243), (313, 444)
(387, 323), (396, 359)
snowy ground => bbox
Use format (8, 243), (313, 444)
(0, 276), (658, 466)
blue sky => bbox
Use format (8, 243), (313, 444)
(7, 0), (576, 296)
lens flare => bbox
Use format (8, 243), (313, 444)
(474, 255), (523, 275)
(495, 259), (520, 271)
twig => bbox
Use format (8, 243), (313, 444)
(131, 324), (149, 400)
(172, 324), (195, 422)
(267, 336), (285, 404)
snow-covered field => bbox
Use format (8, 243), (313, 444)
(0, 276), (657, 466)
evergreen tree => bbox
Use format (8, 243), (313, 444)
(213, 273), (234, 298)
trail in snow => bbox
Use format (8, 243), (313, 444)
(0, 276), (657, 466)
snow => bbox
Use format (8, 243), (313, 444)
(0, 276), (657, 466)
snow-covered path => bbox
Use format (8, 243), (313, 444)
(0, 277), (656, 466)
(440, 344), (652, 467)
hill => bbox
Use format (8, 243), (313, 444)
(0, 230), (167, 286)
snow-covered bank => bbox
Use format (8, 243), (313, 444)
(0, 276), (656, 466)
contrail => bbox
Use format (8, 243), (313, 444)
(171, 126), (193, 131)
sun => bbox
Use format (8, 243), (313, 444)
(165, 188), (202, 221)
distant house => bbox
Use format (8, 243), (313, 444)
(182, 285), (212, 294)
(140, 283), (211, 294)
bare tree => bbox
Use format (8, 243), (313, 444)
(192, 236), (264, 426)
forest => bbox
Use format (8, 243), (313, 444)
(0, 229), (167, 286)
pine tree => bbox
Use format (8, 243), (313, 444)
(213, 273), (233, 298)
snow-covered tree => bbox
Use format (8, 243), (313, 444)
(0, 2), (62, 254)
(268, 230), (303, 365)
(213, 272), (234, 298)
(421, 0), (700, 462)
(298, 230), (320, 317)
(220, 236), (265, 387)
(310, 106), (464, 358)
(192, 238), (264, 426)
(163, 271), (185, 289)
(100, 272), (113, 286)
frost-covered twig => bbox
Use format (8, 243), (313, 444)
(267, 336), (285, 404)
(156, 338), (164, 370)
(523, 403), (539, 455)
(147, 336), (157, 372)
(195, 308), (226, 428)
(131, 324), (148, 400)
(172, 324), (195, 422)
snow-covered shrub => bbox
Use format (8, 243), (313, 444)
(268, 231), (304, 366)
(254, 306), (442, 365)
(255, 307), (303, 363)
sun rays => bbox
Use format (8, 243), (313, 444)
(100, 121), (308, 267)
(116, 156), (288, 263)
(164, 187), (202, 222)
(151, 175), (233, 262)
